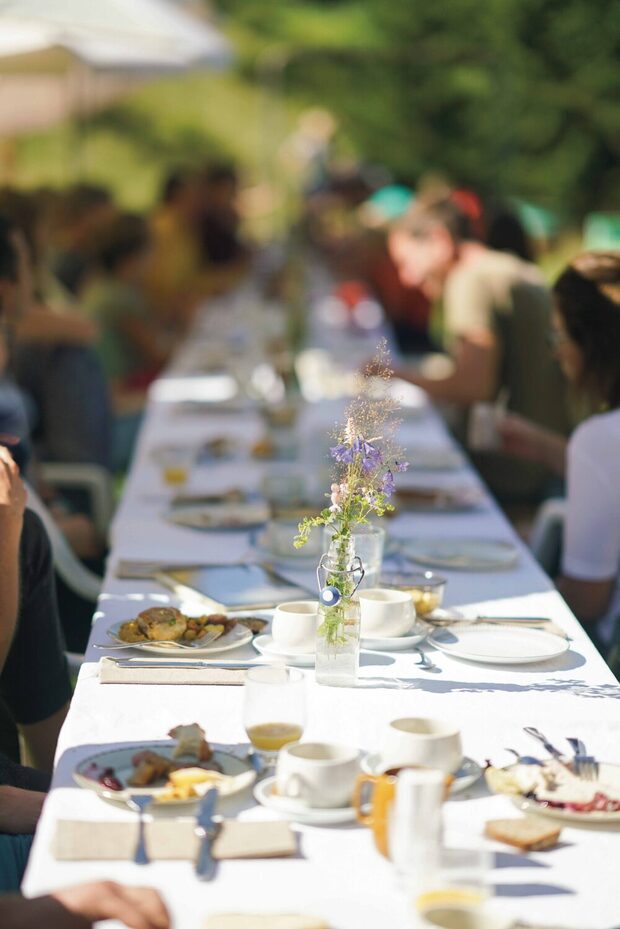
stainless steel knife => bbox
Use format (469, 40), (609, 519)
(113, 658), (267, 670)
(195, 787), (219, 880)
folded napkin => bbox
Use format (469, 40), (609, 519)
(205, 918), (330, 929)
(99, 657), (246, 686)
(54, 819), (297, 861)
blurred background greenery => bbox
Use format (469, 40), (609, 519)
(3, 0), (619, 236)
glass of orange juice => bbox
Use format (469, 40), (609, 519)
(154, 445), (196, 487)
(244, 666), (306, 765)
(412, 833), (491, 926)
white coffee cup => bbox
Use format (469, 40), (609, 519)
(379, 717), (462, 774)
(276, 741), (361, 808)
(359, 588), (415, 638)
(271, 600), (319, 654)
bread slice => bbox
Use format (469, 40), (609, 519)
(484, 816), (561, 851)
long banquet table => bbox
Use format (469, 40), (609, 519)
(24, 276), (620, 928)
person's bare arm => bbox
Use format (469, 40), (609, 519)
(14, 306), (98, 346)
(392, 330), (499, 406)
(556, 575), (615, 625)
(117, 316), (168, 370)
(0, 881), (170, 929)
(0, 447), (26, 668)
(0, 785), (45, 833)
(498, 413), (567, 477)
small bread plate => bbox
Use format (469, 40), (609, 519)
(361, 621), (429, 652)
(362, 753), (482, 795)
(406, 447), (465, 471)
(74, 744), (256, 809)
(166, 501), (270, 531)
(252, 533), (322, 566)
(252, 634), (315, 667)
(106, 621), (253, 657)
(401, 537), (518, 571)
(254, 777), (356, 825)
(487, 761), (620, 826)
(428, 625), (569, 665)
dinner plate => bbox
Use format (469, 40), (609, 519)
(406, 448), (465, 471)
(74, 744), (256, 808)
(395, 486), (484, 512)
(166, 501), (270, 531)
(401, 537), (518, 571)
(428, 625), (569, 665)
(361, 754), (482, 795)
(253, 533), (322, 565)
(254, 777), (356, 825)
(361, 622), (429, 651)
(252, 634), (315, 667)
(489, 762), (620, 825)
(106, 621), (253, 657)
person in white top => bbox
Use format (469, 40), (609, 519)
(498, 252), (620, 648)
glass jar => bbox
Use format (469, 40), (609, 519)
(315, 535), (364, 687)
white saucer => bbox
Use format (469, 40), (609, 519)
(428, 625), (569, 665)
(254, 777), (357, 824)
(252, 634), (315, 667)
(361, 753), (482, 794)
(361, 622), (429, 652)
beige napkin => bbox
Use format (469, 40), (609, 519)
(99, 657), (246, 686)
(54, 819), (297, 861)
(205, 918), (330, 929)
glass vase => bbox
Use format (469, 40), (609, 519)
(315, 535), (364, 687)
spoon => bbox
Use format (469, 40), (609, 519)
(413, 647), (439, 672)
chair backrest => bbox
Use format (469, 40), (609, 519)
(24, 482), (102, 602)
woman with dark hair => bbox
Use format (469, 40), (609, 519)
(499, 252), (620, 649)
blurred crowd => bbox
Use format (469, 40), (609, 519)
(0, 144), (619, 916)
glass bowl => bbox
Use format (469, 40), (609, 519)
(379, 570), (446, 617)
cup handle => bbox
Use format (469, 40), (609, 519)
(352, 773), (381, 825)
(280, 772), (307, 801)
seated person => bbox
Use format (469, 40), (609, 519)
(384, 196), (571, 502)
(0, 445), (72, 889)
(497, 253), (620, 652)
(0, 880), (169, 928)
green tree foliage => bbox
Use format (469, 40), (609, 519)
(214, 0), (620, 216)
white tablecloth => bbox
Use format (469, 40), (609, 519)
(23, 282), (620, 929)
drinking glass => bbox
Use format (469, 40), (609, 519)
(323, 523), (386, 589)
(243, 666), (306, 765)
(412, 831), (491, 924)
(153, 445), (196, 487)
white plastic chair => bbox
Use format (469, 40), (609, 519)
(38, 462), (114, 537)
(529, 497), (566, 576)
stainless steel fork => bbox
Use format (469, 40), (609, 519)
(567, 737), (599, 781)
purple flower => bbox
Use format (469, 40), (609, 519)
(394, 460), (409, 473)
(380, 470), (396, 497)
(330, 443), (355, 464)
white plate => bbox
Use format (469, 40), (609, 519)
(166, 502), (269, 531)
(107, 621), (253, 657)
(254, 777), (356, 824)
(253, 533), (322, 565)
(361, 753), (482, 795)
(252, 634), (315, 667)
(396, 486), (484, 512)
(401, 537), (518, 571)
(74, 744), (256, 808)
(428, 625), (569, 665)
(361, 622), (429, 651)
(406, 448), (465, 471)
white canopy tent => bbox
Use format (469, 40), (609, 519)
(0, 0), (232, 133)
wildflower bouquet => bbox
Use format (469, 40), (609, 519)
(295, 342), (408, 645)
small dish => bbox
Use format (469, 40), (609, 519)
(361, 753), (482, 794)
(360, 622), (429, 652)
(428, 625), (569, 665)
(400, 537), (518, 571)
(252, 634), (315, 667)
(254, 776), (357, 824)
(166, 501), (269, 531)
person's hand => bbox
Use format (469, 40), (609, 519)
(51, 882), (170, 929)
(0, 445), (26, 530)
(497, 413), (548, 462)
